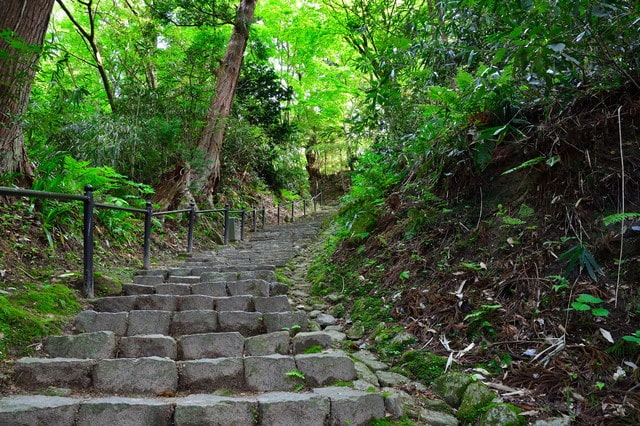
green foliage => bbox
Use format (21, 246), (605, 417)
(284, 369), (305, 380)
(303, 345), (323, 354)
(30, 155), (152, 246)
(395, 350), (448, 384)
(351, 297), (392, 331)
(602, 212), (640, 227)
(464, 304), (503, 339)
(559, 244), (604, 281)
(13, 284), (82, 315)
(622, 330), (640, 344)
(502, 155), (560, 175)
(548, 275), (570, 293)
(571, 294), (610, 317)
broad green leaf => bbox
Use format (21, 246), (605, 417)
(571, 302), (592, 311)
(591, 308), (610, 317)
(575, 294), (603, 304)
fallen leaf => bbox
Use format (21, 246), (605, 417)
(599, 328), (614, 344)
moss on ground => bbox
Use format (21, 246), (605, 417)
(0, 283), (82, 360)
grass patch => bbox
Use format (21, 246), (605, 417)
(0, 283), (82, 360)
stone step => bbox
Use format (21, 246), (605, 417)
(48, 329), (334, 360)
(13, 351), (358, 395)
(0, 388), (385, 425)
(123, 279), (288, 298)
(110, 294), (291, 313)
(75, 307), (305, 337)
(92, 291), (291, 312)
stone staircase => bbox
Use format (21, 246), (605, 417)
(0, 213), (389, 425)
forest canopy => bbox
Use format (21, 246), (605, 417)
(1, 0), (636, 205)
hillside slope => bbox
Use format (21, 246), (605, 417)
(315, 84), (640, 424)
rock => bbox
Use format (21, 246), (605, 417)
(315, 313), (337, 327)
(381, 387), (414, 418)
(308, 310), (322, 318)
(353, 379), (378, 392)
(290, 290), (309, 298)
(346, 322), (365, 340)
(477, 403), (523, 425)
(296, 351), (357, 387)
(307, 321), (322, 332)
(417, 408), (460, 426)
(93, 357), (178, 394)
(457, 381), (497, 422)
(313, 386), (385, 425)
(432, 372), (475, 408)
(45, 331), (116, 359)
(178, 358), (245, 392)
(292, 331), (333, 354)
(95, 274), (123, 296)
(323, 329), (346, 343)
(376, 370), (412, 387)
(78, 397), (173, 425)
(244, 331), (290, 356)
(244, 355), (298, 392)
(257, 392), (330, 426)
(0, 395), (79, 425)
(532, 416), (572, 426)
(390, 330), (416, 347)
(351, 350), (389, 371)
(354, 361), (379, 386)
(326, 293), (344, 303)
(174, 394), (258, 425)
(13, 358), (94, 389)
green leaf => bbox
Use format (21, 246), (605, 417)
(575, 294), (603, 304)
(545, 155), (561, 167)
(571, 302), (591, 311)
(591, 308), (610, 317)
(602, 212), (640, 226)
(501, 156), (545, 175)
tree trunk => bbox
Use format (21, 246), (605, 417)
(195, 0), (257, 199)
(0, 0), (55, 185)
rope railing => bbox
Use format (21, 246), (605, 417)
(0, 185), (322, 298)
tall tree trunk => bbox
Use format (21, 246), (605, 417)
(195, 0), (257, 199)
(0, 0), (55, 185)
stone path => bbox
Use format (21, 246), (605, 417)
(0, 211), (393, 425)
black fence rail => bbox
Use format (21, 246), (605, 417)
(0, 185), (322, 298)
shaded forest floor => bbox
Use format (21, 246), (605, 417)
(320, 85), (640, 424)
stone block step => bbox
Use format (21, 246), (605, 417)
(13, 352), (358, 395)
(74, 308), (306, 338)
(0, 389), (385, 425)
(200, 270), (276, 283)
(119, 280), (291, 299)
(46, 330), (337, 361)
(90, 293), (292, 313)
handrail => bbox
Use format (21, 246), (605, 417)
(0, 185), (322, 298)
